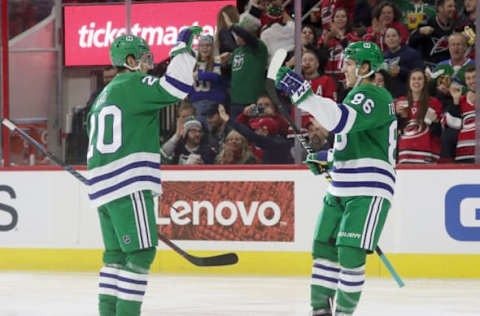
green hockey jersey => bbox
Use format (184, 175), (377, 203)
(329, 84), (397, 202)
(299, 84), (397, 202)
(87, 54), (195, 207)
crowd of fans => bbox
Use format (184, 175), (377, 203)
(9, 0), (478, 165)
(155, 0), (476, 165)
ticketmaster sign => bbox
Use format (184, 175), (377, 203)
(63, 1), (234, 66)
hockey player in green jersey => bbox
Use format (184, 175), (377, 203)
(276, 41), (397, 315)
(87, 26), (201, 316)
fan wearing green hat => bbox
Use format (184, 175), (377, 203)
(276, 41), (397, 316)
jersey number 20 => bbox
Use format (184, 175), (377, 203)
(87, 105), (123, 160)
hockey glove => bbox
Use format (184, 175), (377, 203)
(170, 26), (203, 58)
(303, 151), (329, 176)
(275, 66), (313, 105)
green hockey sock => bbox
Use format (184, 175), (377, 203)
(98, 265), (121, 316)
(311, 241), (339, 311)
(336, 246), (366, 315)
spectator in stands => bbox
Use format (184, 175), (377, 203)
(191, 35), (226, 125)
(409, 0), (456, 68)
(396, 69), (443, 164)
(317, 0), (355, 33)
(353, 0), (382, 36)
(215, 4), (240, 56)
(260, 11), (295, 61)
(235, 94), (289, 136)
(202, 103), (231, 154)
(219, 105), (293, 164)
(395, 0), (436, 31)
(429, 33), (474, 162)
(237, 0), (267, 35)
(159, 100), (197, 162)
(177, 100), (196, 124)
(430, 33), (475, 92)
(301, 24), (319, 49)
(215, 130), (258, 164)
(317, 7), (360, 86)
(363, 1), (409, 52)
(454, 0), (476, 58)
(261, 0), (287, 31)
(302, 48), (337, 101)
(445, 64), (476, 163)
(306, 7), (323, 35)
(373, 69), (395, 94)
(383, 26), (424, 98)
(228, 23), (268, 119)
(454, 0), (476, 32)
(161, 116), (216, 165)
(285, 25), (319, 68)
(65, 66), (117, 164)
(305, 116), (333, 152)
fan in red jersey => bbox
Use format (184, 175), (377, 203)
(396, 69), (443, 164)
(446, 64), (476, 163)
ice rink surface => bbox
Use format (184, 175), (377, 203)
(1, 272), (479, 316)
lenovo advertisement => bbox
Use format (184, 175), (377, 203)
(158, 181), (295, 242)
(63, 1), (234, 66)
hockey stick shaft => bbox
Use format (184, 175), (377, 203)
(265, 79), (404, 287)
(2, 118), (89, 185)
(1, 118), (238, 267)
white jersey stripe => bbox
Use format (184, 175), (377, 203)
(369, 198), (383, 249)
(131, 193), (145, 248)
(138, 191), (152, 248)
(361, 197), (377, 248)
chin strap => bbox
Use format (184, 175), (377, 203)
(123, 59), (153, 72)
(353, 67), (374, 88)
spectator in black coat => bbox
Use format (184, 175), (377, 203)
(218, 105), (293, 164)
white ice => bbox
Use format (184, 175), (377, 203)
(0, 272), (479, 315)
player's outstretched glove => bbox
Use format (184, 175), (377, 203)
(275, 66), (313, 105)
(303, 151), (329, 176)
(170, 26), (203, 58)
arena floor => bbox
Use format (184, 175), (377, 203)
(1, 272), (478, 315)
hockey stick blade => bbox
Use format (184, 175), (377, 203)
(158, 233), (238, 266)
(2, 118), (239, 267)
(267, 48), (287, 80)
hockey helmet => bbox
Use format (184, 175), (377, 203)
(109, 35), (153, 70)
(343, 41), (384, 72)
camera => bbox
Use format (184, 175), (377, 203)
(251, 105), (265, 116)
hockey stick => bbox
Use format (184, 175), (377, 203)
(265, 49), (404, 287)
(1, 118), (238, 267)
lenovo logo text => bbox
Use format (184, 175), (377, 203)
(158, 200), (281, 226)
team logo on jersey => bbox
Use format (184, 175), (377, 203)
(430, 36), (449, 56)
(462, 112), (476, 131)
(232, 54), (245, 71)
(123, 235), (131, 244)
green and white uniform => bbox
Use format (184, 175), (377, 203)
(298, 83), (397, 316)
(87, 54), (195, 207)
(88, 52), (196, 316)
